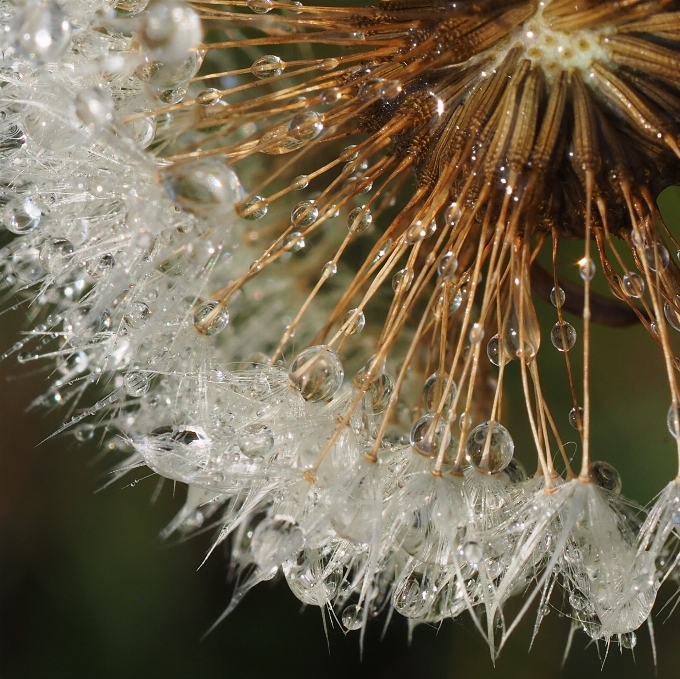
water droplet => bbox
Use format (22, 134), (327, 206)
(14, 0), (72, 62)
(578, 258), (596, 281)
(465, 421), (514, 474)
(550, 321), (577, 351)
(289, 345), (344, 401)
(342, 604), (363, 630)
(622, 272), (644, 298)
(487, 334), (502, 366)
(463, 541), (483, 566)
(251, 54), (284, 78)
(251, 516), (304, 568)
(620, 632), (637, 649)
(288, 111), (323, 141)
(569, 406), (583, 429)
(39, 238), (75, 273)
(340, 145), (359, 161)
(291, 175), (309, 190)
(2, 197), (41, 235)
(469, 323), (484, 344)
(318, 57), (338, 71)
(664, 302), (680, 331)
(378, 79), (402, 99)
(589, 460), (622, 495)
(550, 286), (565, 307)
(322, 261), (337, 277)
(165, 159), (243, 217)
(422, 372), (457, 413)
(667, 403), (680, 438)
(371, 240), (392, 265)
(437, 252), (457, 279)
(404, 218), (436, 244)
(369, 371), (394, 413)
(196, 88), (222, 105)
(291, 200), (318, 227)
(124, 371), (150, 397)
(243, 196), (268, 220)
(74, 424), (95, 442)
(644, 242), (669, 272)
(340, 308), (365, 335)
(85, 253), (115, 279)
(320, 87), (342, 104)
(347, 206), (372, 234)
(503, 459), (527, 484)
(124, 302), (151, 329)
(392, 268), (413, 293)
(410, 414), (454, 458)
(247, 0), (273, 13)
(238, 423), (274, 458)
(284, 231), (306, 252)
(194, 300), (229, 336)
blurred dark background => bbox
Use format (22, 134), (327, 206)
(3, 188), (680, 679)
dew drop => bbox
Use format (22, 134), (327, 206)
(288, 111), (323, 141)
(193, 299), (229, 336)
(622, 272), (644, 298)
(620, 632), (637, 649)
(347, 206), (372, 234)
(340, 308), (365, 335)
(589, 460), (622, 495)
(251, 55), (284, 78)
(569, 406), (583, 429)
(644, 242), (669, 272)
(196, 88), (222, 105)
(291, 200), (318, 227)
(39, 238), (75, 272)
(463, 541), (483, 566)
(283, 231), (306, 252)
(243, 196), (268, 221)
(342, 604), (363, 630)
(410, 414), (454, 458)
(422, 372), (457, 413)
(85, 253), (115, 279)
(664, 302), (680, 331)
(468, 323), (484, 344)
(322, 261), (337, 277)
(392, 268), (413, 293)
(487, 334), (502, 366)
(550, 286), (565, 307)
(238, 423), (274, 458)
(291, 175), (309, 190)
(404, 218), (436, 244)
(124, 371), (150, 397)
(578, 258), (595, 281)
(550, 321), (577, 351)
(2, 197), (41, 235)
(289, 345), (344, 401)
(124, 301), (151, 329)
(318, 57), (338, 71)
(251, 516), (304, 568)
(667, 403), (680, 438)
(437, 252), (458, 279)
(247, 0), (273, 13)
(465, 421), (514, 474)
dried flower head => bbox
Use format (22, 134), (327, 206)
(2, 0), (680, 663)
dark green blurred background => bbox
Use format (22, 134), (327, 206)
(3, 189), (680, 679)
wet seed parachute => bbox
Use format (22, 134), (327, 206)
(2, 0), (680, 662)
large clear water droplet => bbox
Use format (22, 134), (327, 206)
(251, 516), (304, 568)
(289, 345), (344, 401)
(589, 460), (622, 495)
(251, 55), (284, 78)
(238, 423), (274, 458)
(422, 372), (457, 413)
(550, 321), (577, 351)
(39, 238), (75, 272)
(193, 299), (229, 336)
(124, 371), (150, 397)
(410, 414), (455, 458)
(465, 421), (514, 474)
(622, 272), (644, 298)
(165, 159), (243, 217)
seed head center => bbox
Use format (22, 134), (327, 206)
(517, 5), (612, 77)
